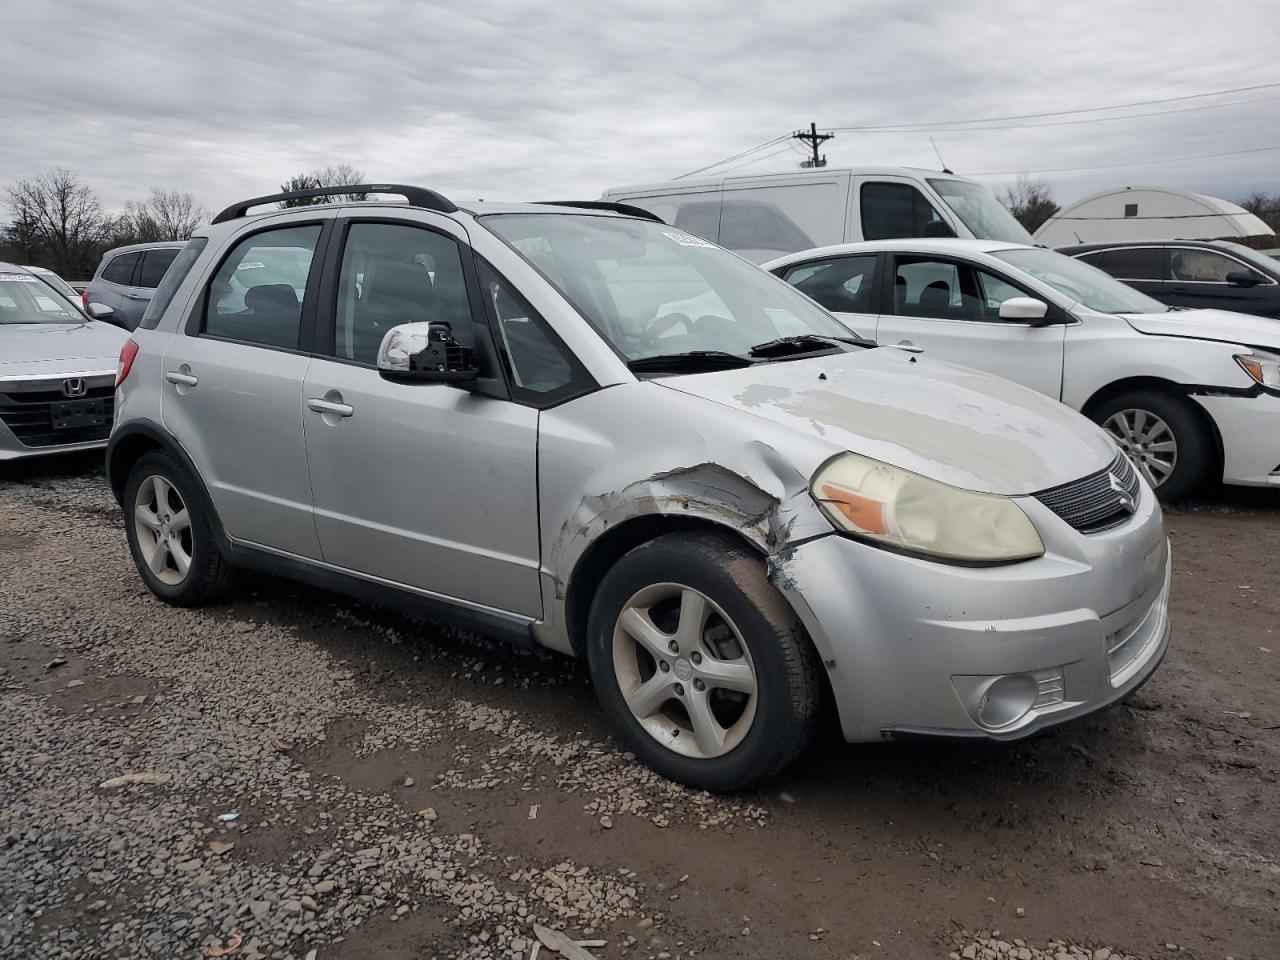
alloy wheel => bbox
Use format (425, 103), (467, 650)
(133, 475), (193, 586)
(1103, 408), (1178, 488)
(611, 582), (758, 760)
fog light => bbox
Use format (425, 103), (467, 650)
(977, 674), (1039, 728)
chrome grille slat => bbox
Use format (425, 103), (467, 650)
(1033, 453), (1140, 533)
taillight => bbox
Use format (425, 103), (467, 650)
(116, 339), (140, 388)
(81, 290), (90, 309)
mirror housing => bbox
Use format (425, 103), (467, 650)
(376, 322), (479, 383)
(1225, 270), (1262, 288)
(87, 302), (115, 321)
(998, 297), (1051, 323)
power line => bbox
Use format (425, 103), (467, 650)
(673, 135), (789, 179)
(828, 80), (1280, 132)
(710, 144), (796, 175)
(969, 143), (1280, 177)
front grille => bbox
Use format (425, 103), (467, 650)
(1031, 667), (1065, 710)
(1033, 452), (1141, 533)
(0, 385), (114, 448)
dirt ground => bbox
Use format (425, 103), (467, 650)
(1, 454), (1276, 960)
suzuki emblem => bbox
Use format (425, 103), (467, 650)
(1109, 471), (1136, 514)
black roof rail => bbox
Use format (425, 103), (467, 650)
(211, 183), (459, 224)
(535, 200), (664, 223)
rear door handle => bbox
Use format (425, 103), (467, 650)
(125, 292), (147, 300)
(165, 371), (198, 386)
(307, 398), (354, 417)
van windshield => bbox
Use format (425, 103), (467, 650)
(482, 214), (858, 362)
(927, 179), (1034, 244)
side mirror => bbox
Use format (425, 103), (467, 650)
(87, 302), (115, 321)
(998, 297), (1051, 323)
(376, 322), (479, 383)
(1225, 270), (1262, 288)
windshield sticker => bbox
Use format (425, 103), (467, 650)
(662, 230), (716, 249)
(236, 261), (266, 270)
(0, 273), (39, 282)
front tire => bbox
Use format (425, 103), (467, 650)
(124, 451), (236, 606)
(1091, 390), (1213, 501)
(586, 531), (822, 792)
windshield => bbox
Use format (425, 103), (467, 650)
(927, 179), (1034, 244)
(482, 214), (856, 361)
(0, 272), (84, 324)
(1214, 241), (1280, 276)
(992, 247), (1170, 314)
(24, 268), (79, 302)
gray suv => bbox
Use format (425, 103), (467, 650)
(108, 184), (1170, 790)
(86, 241), (184, 330)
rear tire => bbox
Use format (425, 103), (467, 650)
(124, 451), (236, 606)
(1091, 389), (1212, 501)
(586, 531), (822, 792)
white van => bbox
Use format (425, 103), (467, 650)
(602, 167), (1033, 263)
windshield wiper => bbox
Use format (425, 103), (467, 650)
(747, 334), (873, 358)
(627, 350), (753, 372)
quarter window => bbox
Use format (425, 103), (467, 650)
(334, 223), (474, 366)
(861, 183), (955, 241)
(782, 255), (878, 313)
(204, 225), (321, 349)
(102, 252), (139, 284)
(138, 248), (180, 288)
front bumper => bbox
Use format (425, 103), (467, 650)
(1194, 390), (1280, 486)
(0, 370), (115, 461)
(776, 487), (1171, 743)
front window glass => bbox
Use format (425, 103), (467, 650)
(204, 226), (321, 348)
(1214, 242), (1280, 276)
(141, 239), (208, 329)
(861, 182), (954, 241)
(0, 272), (83, 324)
(927, 179), (1034, 244)
(482, 214), (857, 360)
(993, 248), (1168, 314)
(138, 248), (180, 288)
(1169, 248), (1259, 283)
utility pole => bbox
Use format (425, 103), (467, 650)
(793, 122), (834, 168)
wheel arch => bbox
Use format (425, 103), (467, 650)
(1081, 377), (1224, 479)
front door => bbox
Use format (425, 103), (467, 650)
(301, 217), (543, 617)
(875, 254), (1067, 398)
(1166, 246), (1274, 314)
(161, 221), (328, 559)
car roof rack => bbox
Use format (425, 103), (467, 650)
(535, 200), (664, 223)
(211, 183), (459, 224)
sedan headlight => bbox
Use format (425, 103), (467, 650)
(811, 453), (1045, 564)
(1235, 349), (1280, 390)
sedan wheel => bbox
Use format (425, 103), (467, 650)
(1103, 408), (1177, 489)
(133, 474), (193, 586)
(612, 583), (758, 759)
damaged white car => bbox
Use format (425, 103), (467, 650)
(109, 185), (1171, 791)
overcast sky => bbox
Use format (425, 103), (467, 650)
(6, 0), (1280, 217)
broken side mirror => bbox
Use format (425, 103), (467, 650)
(376, 322), (479, 384)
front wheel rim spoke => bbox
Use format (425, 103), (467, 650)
(618, 607), (673, 661)
(625, 674), (673, 718)
(697, 657), (756, 695)
(673, 588), (709, 654)
(686, 690), (727, 755)
(135, 504), (161, 532)
(148, 540), (171, 575)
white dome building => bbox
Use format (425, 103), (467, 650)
(1033, 186), (1273, 246)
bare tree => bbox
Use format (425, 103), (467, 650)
(278, 163), (367, 207)
(119, 188), (208, 243)
(1000, 174), (1060, 233)
(1238, 191), (1280, 233)
(5, 168), (112, 276)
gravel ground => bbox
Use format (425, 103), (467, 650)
(1, 454), (1277, 960)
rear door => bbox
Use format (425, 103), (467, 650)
(300, 214), (546, 616)
(1081, 247), (1168, 302)
(91, 251), (139, 324)
(1166, 246), (1275, 314)
(774, 253), (881, 340)
(124, 248), (181, 328)
(161, 219), (329, 559)
(875, 253), (1067, 398)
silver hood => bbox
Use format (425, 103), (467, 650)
(1121, 308), (1280, 348)
(0, 321), (129, 376)
(659, 347), (1117, 496)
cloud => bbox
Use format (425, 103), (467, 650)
(5, 0), (1279, 217)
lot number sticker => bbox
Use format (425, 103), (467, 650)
(0, 273), (39, 282)
(662, 230), (716, 248)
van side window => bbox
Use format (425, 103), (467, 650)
(861, 183), (954, 241)
(672, 201), (721, 242)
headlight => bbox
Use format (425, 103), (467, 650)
(811, 453), (1045, 564)
(1235, 349), (1280, 389)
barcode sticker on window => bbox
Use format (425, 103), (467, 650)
(0, 273), (39, 282)
(662, 231), (715, 248)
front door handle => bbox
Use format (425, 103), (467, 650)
(307, 397), (354, 418)
(165, 371), (198, 386)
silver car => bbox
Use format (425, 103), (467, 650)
(0, 263), (128, 460)
(108, 185), (1171, 790)
(85, 241), (185, 331)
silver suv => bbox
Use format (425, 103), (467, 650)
(108, 184), (1171, 790)
(86, 241), (185, 330)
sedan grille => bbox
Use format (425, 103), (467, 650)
(1033, 453), (1141, 534)
(0, 384), (114, 448)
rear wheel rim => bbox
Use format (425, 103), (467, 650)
(1104, 408), (1177, 488)
(133, 474), (192, 587)
(612, 582), (757, 760)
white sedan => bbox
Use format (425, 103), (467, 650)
(766, 239), (1280, 498)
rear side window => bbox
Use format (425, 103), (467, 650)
(139, 239), (208, 330)
(861, 183), (954, 241)
(102, 252), (139, 284)
(137, 248), (180, 288)
(782, 255), (878, 313)
(1100, 247), (1164, 280)
(203, 225), (321, 349)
